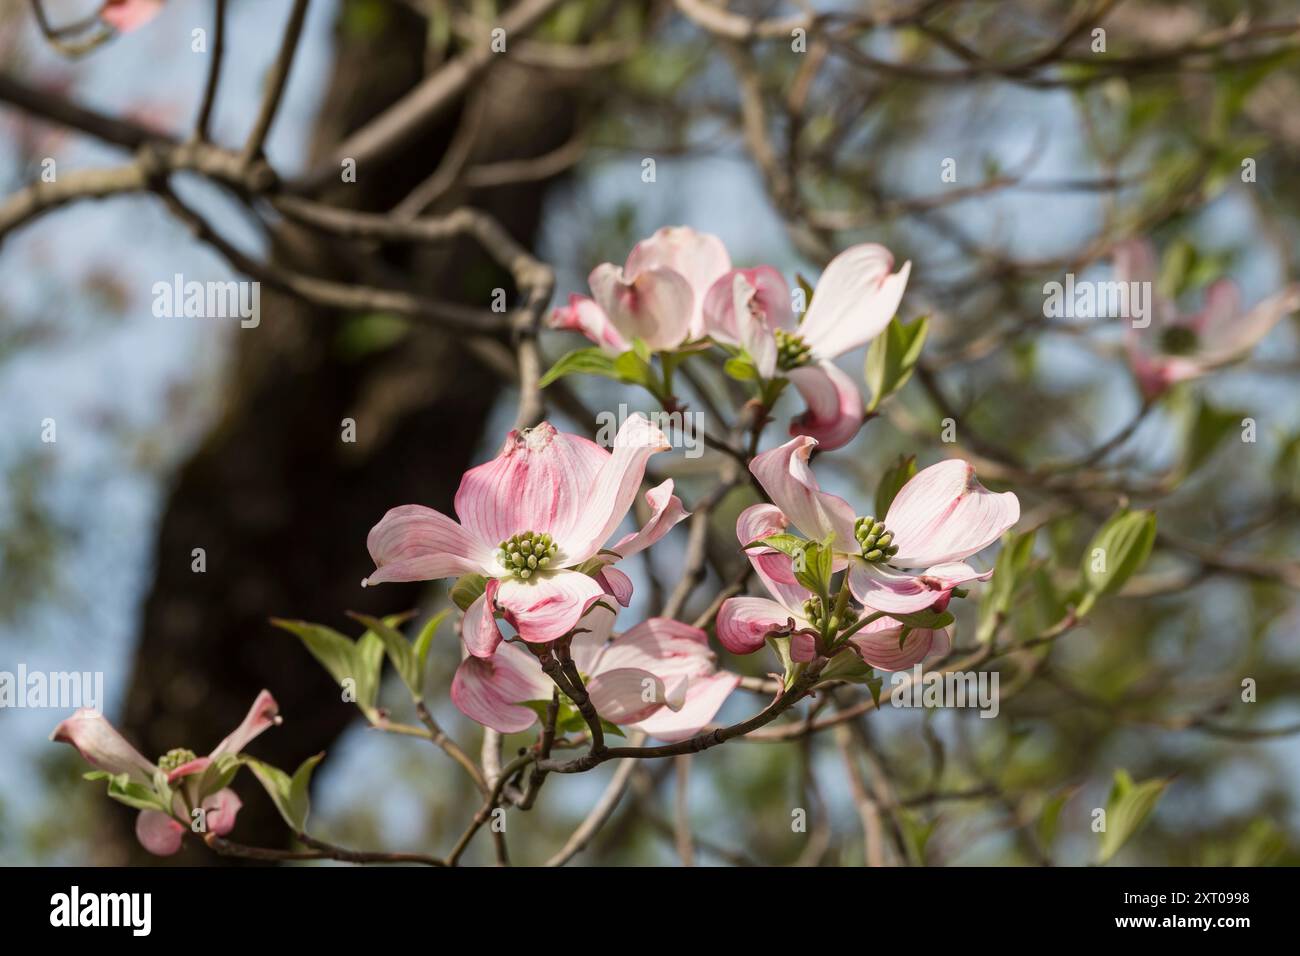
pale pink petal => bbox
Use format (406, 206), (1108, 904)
(451, 640), (551, 734)
(1112, 238), (1159, 289)
(495, 570), (607, 644)
(598, 618), (714, 684)
(462, 579), (504, 658)
(50, 709), (158, 785)
(165, 756), (211, 783)
(364, 505), (492, 586)
(884, 459), (1020, 567)
(1187, 278), (1240, 337)
(608, 479), (689, 559)
(547, 294), (629, 355)
(585, 667), (667, 724)
(630, 672), (740, 743)
(736, 503), (812, 613)
(703, 266), (794, 351)
(135, 810), (185, 856)
(847, 618), (951, 671)
(557, 414), (671, 563)
(847, 562), (952, 614)
(1200, 284), (1300, 365)
(100, 0), (164, 32)
(798, 244), (910, 358)
(716, 596), (798, 655)
(201, 788), (243, 836)
(569, 604), (618, 676)
(209, 690), (281, 760)
(597, 566), (634, 607)
(624, 226), (732, 338)
(749, 435), (858, 548)
(787, 359), (865, 451)
(454, 422), (608, 552)
(588, 263), (695, 351)
(847, 561), (990, 614)
(789, 631), (819, 662)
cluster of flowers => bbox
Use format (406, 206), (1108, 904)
(70, 218), (1300, 855)
(550, 226), (909, 450)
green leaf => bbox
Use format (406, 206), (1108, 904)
(976, 529), (1036, 643)
(792, 540), (834, 600)
(874, 454), (916, 518)
(1097, 769), (1169, 864)
(451, 573), (487, 612)
(272, 618), (384, 718)
(865, 315), (928, 411)
(1080, 508), (1157, 602)
(349, 612), (421, 700)
(1178, 396), (1245, 478)
(1036, 786), (1075, 851)
(538, 347), (620, 388)
(271, 619), (360, 690)
(97, 773), (169, 813)
(742, 533), (807, 557)
(886, 607), (955, 631)
(724, 355), (759, 382)
(243, 753), (324, 833)
(612, 350), (662, 395)
(413, 610), (450, 684)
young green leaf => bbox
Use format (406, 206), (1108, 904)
(874, 453), (917, 518)
(349, 612), (421, 700)
(243, 753), (324, 833)
(976, 529), (1037, 643)
(450, 573), (487, 612)
(1080, 508), (1157, 602)
(538, 347), (620, 388)
(1097, 769), (1169, 864)
(865, 315), (928, 411)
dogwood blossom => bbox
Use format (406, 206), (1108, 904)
(748, 436), (1019, 614)
(364, 414), (688, 657)
(551, 226), (731, 353)
(50, 691), (280, 856)
(705, 244), (910, 449)
(451, 605), (739, 742)
(1115, 238), (1300, 398)
(717, 504), (950, 669)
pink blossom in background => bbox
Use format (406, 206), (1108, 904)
(451, 605), (739, 742)
(749, 436), (1018, 615)
(1115, 238), (1300, 399)
(553, 226), (731, 352)
(364, 415), (688, 657)
(100, 0), (165, 32)
(51, 690), (281, 856)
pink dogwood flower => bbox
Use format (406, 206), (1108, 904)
(1115, 238), (1300, 399)
(364, 414), (688, 657)
(100, 0), (165, 31)
(551, 226), (732, 352)
(51, 690), (281, 856)
(717, 504), (950, 670)
(452, 605), (739, 742)
(703, 244), (911, 450)
(748, 436), (1019, 615)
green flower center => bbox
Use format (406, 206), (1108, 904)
(158, 748), (197, 773)
(854, 515), (899, 563)
(496, 531), (557, 580)
(801, 596), (858, 635)
(775, 328), (814, 371)
(1159, 324), (1198, 356)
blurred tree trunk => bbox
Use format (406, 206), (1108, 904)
(103, 1), (578, 864)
